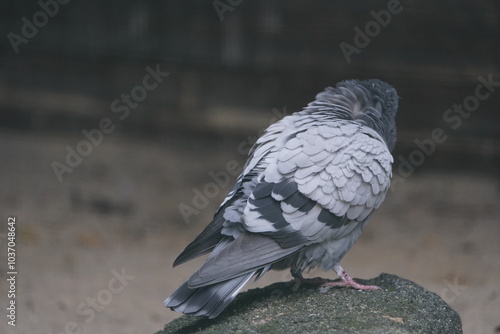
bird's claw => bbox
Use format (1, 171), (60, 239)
(321, 280), (381, 291)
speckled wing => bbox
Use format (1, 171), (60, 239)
(187, 119), (393, 287)
(281, 121), (392, 220)
(242, 120), (393, 243)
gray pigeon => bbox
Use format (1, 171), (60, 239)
(165, 79), (399, 318)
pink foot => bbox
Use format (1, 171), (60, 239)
(322, 275), (380, 290)
(328, 265), (381, 291)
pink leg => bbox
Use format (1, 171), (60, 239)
(327, 264), (380, 290)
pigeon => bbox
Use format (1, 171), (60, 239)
(165, 78), (399, 318)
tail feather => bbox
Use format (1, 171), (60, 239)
(165, 272), (255, 318)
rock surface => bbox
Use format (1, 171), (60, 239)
(157, 273), (462, 334)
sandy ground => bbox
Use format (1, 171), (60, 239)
(0, 130), (499, 334)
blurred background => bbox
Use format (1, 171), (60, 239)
(0, 1), (499, 333)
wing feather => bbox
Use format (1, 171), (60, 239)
(175, 118), (392, 292)
(188, 233), (302, 287)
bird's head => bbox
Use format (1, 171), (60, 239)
(306, 79), (399, 151)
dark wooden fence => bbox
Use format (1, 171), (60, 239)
(1, 0), (499, 171)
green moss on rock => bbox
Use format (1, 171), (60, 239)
(157, 273), (462, 334)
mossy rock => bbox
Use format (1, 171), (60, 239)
(157, 273), (462, 334)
